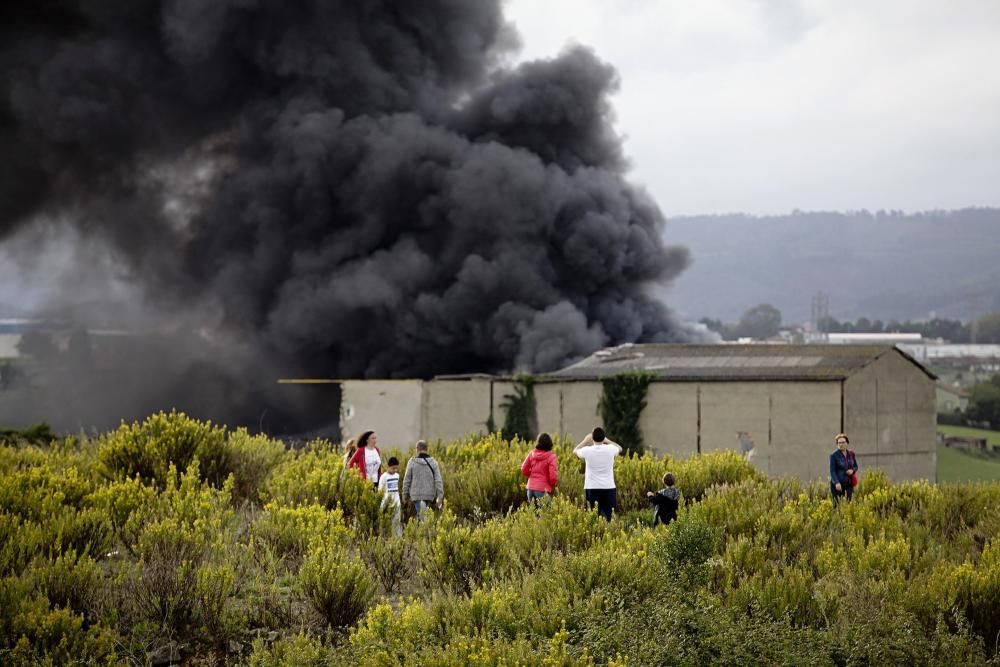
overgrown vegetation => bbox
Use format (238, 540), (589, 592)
(598, 371), (655, 454)
(0, 423), (57, 447)
(2, 411), (1000, 665)
(500, 375), (536, 442)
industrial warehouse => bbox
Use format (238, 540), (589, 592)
(303, 344), (937, 483)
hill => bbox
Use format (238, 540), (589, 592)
(661, 208), (1000, 324)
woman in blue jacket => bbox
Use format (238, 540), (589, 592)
(830, 433), (858, 505)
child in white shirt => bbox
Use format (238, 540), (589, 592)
(377, 457), (402, 536)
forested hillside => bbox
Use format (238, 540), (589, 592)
(663, 208), (1000, 323)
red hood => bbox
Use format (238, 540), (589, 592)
(531, 448), (556, 463)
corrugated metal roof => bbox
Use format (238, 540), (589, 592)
(544, 344), (936, 381)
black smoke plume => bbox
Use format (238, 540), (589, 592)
(0, 1), (700, 432)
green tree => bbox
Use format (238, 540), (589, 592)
(975, 312), (1000, 343)
(736, 304), (782, 340)
(967, 375), (1000, 428)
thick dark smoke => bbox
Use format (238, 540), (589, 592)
(0, 1), (701, 432)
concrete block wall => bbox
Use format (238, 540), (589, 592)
(421, 378), (493, 443)
(340, 380), (423, 448)
(767, 382), (842, 481)
(844, 352), (936, 481)
(641, 381), (841, 479)
(640, 383), (698, 458)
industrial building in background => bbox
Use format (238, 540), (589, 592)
(287, 344), (936, 483)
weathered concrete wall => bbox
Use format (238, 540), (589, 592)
(489, 379), (516, 435)
(844, 352), (936, 481)
(422, 379), (493, 443)
(641, 383), (699, 459)
(534, 383), (564, 438)
(341, 380), (423, 448)
(699, 383), (772, 460)
(661, 381), (841, 479)
(555, 381), (603, 444)
(767, 382), (842, 481)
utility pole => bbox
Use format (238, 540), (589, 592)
(970, 295), (978, 344)
(811, 291), (830, 341)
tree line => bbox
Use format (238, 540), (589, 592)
(701, 305), (1000, 343)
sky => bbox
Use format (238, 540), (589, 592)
(4, 1), (1000, 314)
(504, 0), (1000, 216)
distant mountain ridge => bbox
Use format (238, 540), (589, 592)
(660, 208), (1000, 324)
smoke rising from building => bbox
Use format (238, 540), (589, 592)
(0, 1), (702, 431)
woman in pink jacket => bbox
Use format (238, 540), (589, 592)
(521, 432), (558, 509)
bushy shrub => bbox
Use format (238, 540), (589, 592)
(0, 512), (45, 575)
(418, 511), (515, 595)
(350, 601), (587, 667)
(610, 453), (675, 513)
(650, 514), (718, 571)
(578, 588), (834, 667)
(45, 507), (114, 560)
(0, 463), (94, 521)
(87, 475), (159, 555)
(251, 503), (351, 565)
(0, 576), (119, 666)
(262, 440), (389, 533)
(248, 631), (338, 667)
(105, 462), (237, 652)
(225, 428), (287, 503)
(194, 560), (242, 652)
(299, 546), (376, 629)
(504, 497), (612, 570)
(30, 549), (101, 619)
(97, 410), (228, 487)
(672, 450), (764, 501)
(359, 534), (415, 595)
(946, 538), (1000, 645)
(444, 459), (524, 517)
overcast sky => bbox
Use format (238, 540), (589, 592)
(504, 0), (1000, 216)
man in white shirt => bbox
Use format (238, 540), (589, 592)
(574, 427), (622, 521)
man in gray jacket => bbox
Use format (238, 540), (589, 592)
(401, 440), (444, 521)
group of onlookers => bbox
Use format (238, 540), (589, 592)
(339, 428), (859, 532)
(522, 426), (681, 525)
(342, 431), (443, 536)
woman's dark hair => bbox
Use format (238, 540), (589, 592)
(592, 427), (606, 442)
(358, 430), (375, 448)
(663, 472), (675, 487)
(535, 433), (553, 451)
(835, 433), (849, 444)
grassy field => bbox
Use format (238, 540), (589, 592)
(937, 444), (1000, 482)
(936, 424), (1000, 483)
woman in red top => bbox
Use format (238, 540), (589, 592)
(521, 432), (558, 509)
(347, 430), (382, 486)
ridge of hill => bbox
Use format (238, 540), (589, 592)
(662, 208), (1000, 324)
